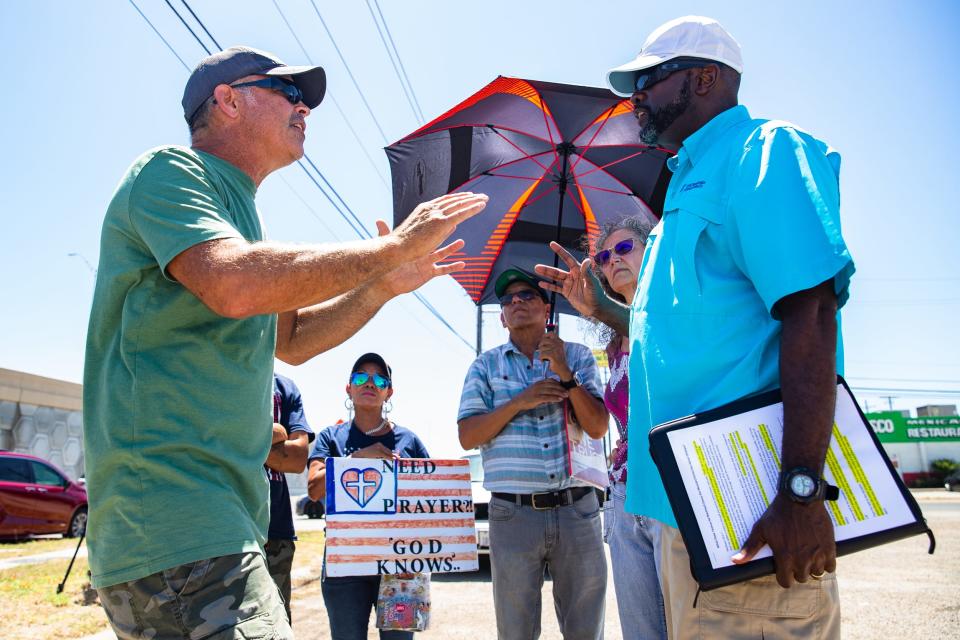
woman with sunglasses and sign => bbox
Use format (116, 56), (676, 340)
(543, 217), (667, 639)
(307, 352), (429, 640)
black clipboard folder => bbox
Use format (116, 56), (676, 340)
(648, 376), (935, 591)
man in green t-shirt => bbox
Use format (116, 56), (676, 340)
(84, 46), (487, 639)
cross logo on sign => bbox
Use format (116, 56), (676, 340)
(340, 467), (383, 508)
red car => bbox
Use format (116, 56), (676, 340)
(0, 451), (87, 539)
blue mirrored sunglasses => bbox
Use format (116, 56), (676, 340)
(593, 238), (636, 266)
(350, 371), (391, 389)
(230, 77), (304, 105)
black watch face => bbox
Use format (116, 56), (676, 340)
(789, 473), (817, 498)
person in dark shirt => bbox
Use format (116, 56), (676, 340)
(265, 373), (315, 622)
(307, 353), (429, 640)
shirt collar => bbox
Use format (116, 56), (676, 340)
(669, 105), (751, 171)
(503, 338), (525, 356)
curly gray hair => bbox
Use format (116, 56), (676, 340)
(579, 215), (655, 346)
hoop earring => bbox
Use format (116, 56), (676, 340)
(383, 399), (394, 416)
(344, 397), (354, 411)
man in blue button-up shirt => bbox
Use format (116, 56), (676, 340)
(458, 268), (609, 640)
(539, 15), (852, 640)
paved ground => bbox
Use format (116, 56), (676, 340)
(12, 490), (952, 639)
(286, 490), (960, 639)
(0, 543), (87, 571)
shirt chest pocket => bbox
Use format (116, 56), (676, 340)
(489, 374), (528, 406)
(643, 197), (723, 314)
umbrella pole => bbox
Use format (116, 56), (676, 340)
(548, 144), (573, 328)
(476, 304), (483, 356)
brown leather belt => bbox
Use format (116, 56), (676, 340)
(492, 486), (593, 510)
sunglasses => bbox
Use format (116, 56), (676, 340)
(350, 371), (391, 389)
(635, 60), (705, 93)
(230, 77), (304, 105)
(593, 238), (637, 266)
(498, 289), (542, 307)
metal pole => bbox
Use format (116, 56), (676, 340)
(548, 144), (573, 328)
(56, 529), (85, 594)
(476, 304), (482, 356)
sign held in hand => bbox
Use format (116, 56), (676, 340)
(325, 458), (479, 577)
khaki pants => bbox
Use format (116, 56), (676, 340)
(657, 522), (840, 640)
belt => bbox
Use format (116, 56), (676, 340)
(492, 486), (593, 511)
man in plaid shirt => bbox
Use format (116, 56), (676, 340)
(458, 267), (609, 640)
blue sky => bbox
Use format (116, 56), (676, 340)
(2, 1), (958, 456)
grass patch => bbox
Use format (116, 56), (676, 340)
(0, 552), (109, 640)
(0, 532), (326, 639)
(294, 529), (326, 558)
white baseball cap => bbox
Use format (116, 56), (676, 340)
(606, 16), (743, 97)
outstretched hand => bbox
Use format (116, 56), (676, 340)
(534, 242), (608, 317)
(375, 220), (466, 296)
(392, 192), (488, 259)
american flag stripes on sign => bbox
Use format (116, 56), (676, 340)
(324, 458), (479, 577)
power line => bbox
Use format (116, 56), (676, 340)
(268, 0), (389, 188)
(163, 0), (210, 54)
(139, 0), (474, 351)
(851, 386), (960, 397)
(370, 0), (425, 122)
(363, 0), (423, 125)
(179, 0), (221, 50)
(127, 0), (190, 70)
(295, 0), (389, 143)
(276, 174), (343, 242)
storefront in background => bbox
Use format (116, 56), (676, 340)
(866, 412), (960, 480)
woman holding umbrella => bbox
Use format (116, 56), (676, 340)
(307, 352), (430, 640)
(541, 217), (667, 640)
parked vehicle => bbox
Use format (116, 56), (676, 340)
(945, 471), (960, 492)
(463, 453), (490, 555)
(296, 494), (325, 519)
(0, 451), (87, 539)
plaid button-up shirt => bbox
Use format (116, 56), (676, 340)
(457, 339), (603, 494)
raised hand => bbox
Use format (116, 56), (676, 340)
(392, 192), (488, 260)
(534, 242), (608, 318)
(374, 221), (466, 296)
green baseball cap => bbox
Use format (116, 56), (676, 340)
(494, 268), (548, 302)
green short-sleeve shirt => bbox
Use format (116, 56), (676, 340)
(83, 146), (277, 588)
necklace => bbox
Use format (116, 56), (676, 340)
(358, 417), (390, 437)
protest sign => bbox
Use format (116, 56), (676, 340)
(324, 457), (479, 577)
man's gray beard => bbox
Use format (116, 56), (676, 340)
(637, 76), (692, 145)
(639, 122), (659, 145)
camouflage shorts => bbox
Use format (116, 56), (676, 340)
(97, 551), (292, 640)
(264, 539), (296, 623)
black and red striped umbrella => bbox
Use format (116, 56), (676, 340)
(387, 76), (672, 316)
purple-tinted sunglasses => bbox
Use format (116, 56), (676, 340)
(593, 238), (636, 266)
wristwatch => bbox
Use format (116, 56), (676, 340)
(778, 467), (840, 504)
(559, 372), (580, 390)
